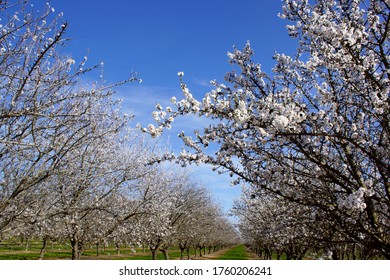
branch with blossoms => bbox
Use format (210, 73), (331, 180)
(142, 0), (389, 259)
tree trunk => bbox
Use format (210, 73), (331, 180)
(160, 248), (169, 260)
(341, 244), (347, 260)
(179, 246), (185, 260)
(71, 240), (77, 260)
(76, 241), (83, 260)
(71, 240), (83, 260)
(150, 249), (157, 260)
(332, 248), (340, 260)
(150, 244), (160, 260)
(116, 243), (120, 255)
(25, 238), (29, 252)
(149, 240), (162, 260)
(352, 243), (357, 260)
(332, 250), (339, 260)
(38, 238), (47, 260)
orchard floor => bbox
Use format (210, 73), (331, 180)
(193, 244), (260, 260)
(0, 241), (259, 260)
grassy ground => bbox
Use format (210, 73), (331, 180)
(215, 244), (249, 260)
(0, 239), (203, 260)
(0, 238), (262, 260)
(193, 244), (260, 260)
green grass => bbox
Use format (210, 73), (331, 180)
(0, 239), (200, 260)
(215, 244), (248, 260)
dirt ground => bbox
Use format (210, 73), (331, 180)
(192, 246), (260, 260)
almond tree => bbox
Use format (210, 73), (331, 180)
(41, 130), (158, 260)
(173, 182), (215, 259)
(170, 181), (239, 259)
(137, 168), (192, 260)
(146, 0), (389, 258)
(234, 185), (331, 259)
(132, 171), (239, 260)
(0, 1), (138, 238)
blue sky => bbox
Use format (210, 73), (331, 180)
(52, 0), (296, 217)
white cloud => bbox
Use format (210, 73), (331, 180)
(115, 84), (179, 121)
(193, 78), (212, 88)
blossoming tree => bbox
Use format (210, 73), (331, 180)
(0, 1), (138, 238)
(146, 0), (389, 258)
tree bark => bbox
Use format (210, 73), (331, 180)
(25, 238), (29, 252)
(38, 238), (47, 260)
(71, 240), (77, 260)
(150, 249), (157, 260)
(160, 248), (169, 260)
(96, 243), (100, 257)
(116, 242), (120, 255)
(71, 240), (83, 260)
